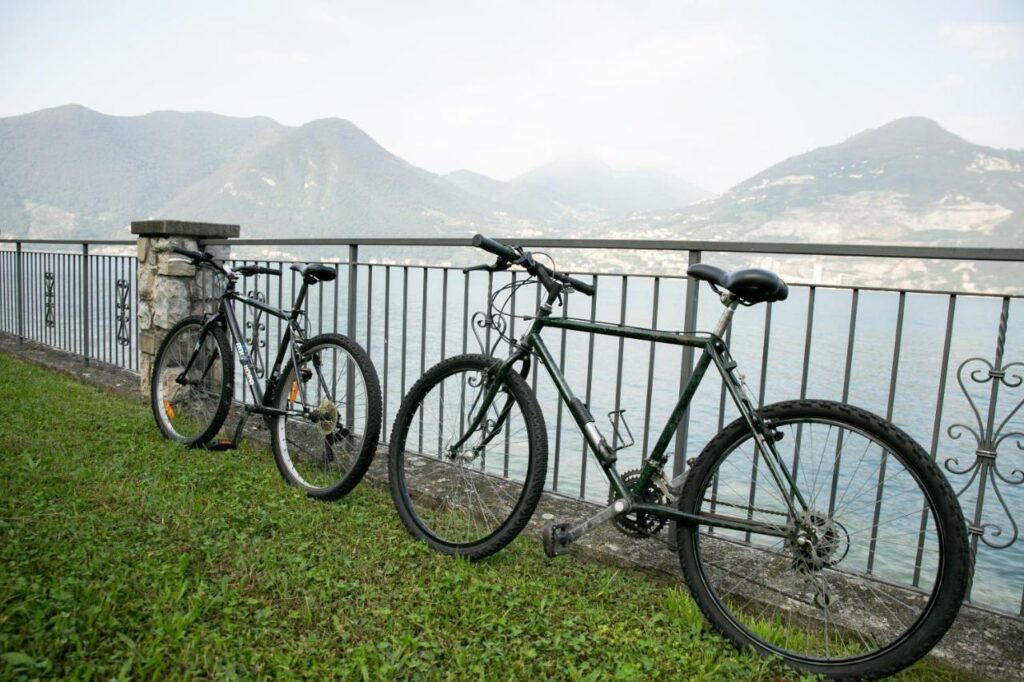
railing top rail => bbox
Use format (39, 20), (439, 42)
(197, 236), (1024, 262)
(3, 236), (1023, 263)
(0, 239), (135, 245)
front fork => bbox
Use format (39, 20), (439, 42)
(446, 350), (530, 458)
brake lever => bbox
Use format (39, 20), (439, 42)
(462, 256), (510, 274)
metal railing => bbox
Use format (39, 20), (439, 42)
(1, 235), (1022, 617)
(0, 240), (139, 372)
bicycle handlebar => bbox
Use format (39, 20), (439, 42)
(469, 234), (596, 297)
(236, 265), (281, 277)
(170, 245), (209, 262)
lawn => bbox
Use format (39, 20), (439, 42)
(0, 352), (959, 680)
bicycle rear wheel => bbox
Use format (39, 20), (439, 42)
(676, 400), (970, 680)
(388, 354), (548, 560)
(151, 316), (233, 447)
(271, 333), (382, 500)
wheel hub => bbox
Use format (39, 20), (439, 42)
(313, 399), (339, 435)
(786, 510), (850, 572)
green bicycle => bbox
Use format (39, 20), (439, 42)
(388, 234), (970, 680)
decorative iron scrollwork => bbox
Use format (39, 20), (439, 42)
(246, 290), (267, 378)
(470, 310), (506, 357)
(115, 279), (131, 346)
(44, 272), (55, 328)
(945, 301), (1023, 550)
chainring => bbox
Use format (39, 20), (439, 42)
(609, 469), (669, 538)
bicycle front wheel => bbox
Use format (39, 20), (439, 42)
(677, 400), (969, 680)
(388, 354), (548, 560)
(271, 334), (382, 500)
(150, 316), (233, 447)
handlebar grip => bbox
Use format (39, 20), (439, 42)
(564, 275), (596, 296)
(471, 234), (518, 261)
(255, 266), (281, 276)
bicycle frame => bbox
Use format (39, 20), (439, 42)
(457, 292), (810, 540)
(179, 277), (323, 420)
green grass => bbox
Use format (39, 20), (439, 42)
(0, 352), (961, 680)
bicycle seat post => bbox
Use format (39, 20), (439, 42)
(712, 293), (739, 339)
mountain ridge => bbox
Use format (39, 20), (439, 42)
(1, 107), (1020, 252)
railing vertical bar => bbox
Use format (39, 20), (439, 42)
(642, 277), (660, 457)
(553, 277), (569, 490)
(462, 271), (469, 356)
(912, 294), (956, 587)
(63, 254), (70, 352)
(867, 290), (906, 574)
(113, 255), (120, 367)
(16, 242), (23, 342)
(531, 281), (540, 395)
(503, 271), (512, 477)
(242, 260), (251, 406)
(43, 252), (50, 348)
(485, 272), (494, 351)
(81, 245), (89, 364)
(383, 266), (391, 432)
(965, 296), (1011, 602)
(58, 253), (63, 350)
(105, 255), (111, 363)
(400, 267), (408, 402)
(418, 268), (428, 452)
(263, 260), (272, 375)
(276, 258), (284, 370)
(346, 245), (358, 430)
(58, 252), (64, 350)
(440, 267), (450, 466)
(61, 252), (66, 351)
(673, 250), (702, 480)
(459, 271), (469, 441)
(744, 301), (773, 544)
(708, 320), (735, 531)
(790, 286), (817, 489)
(827, 290), (859, 516)
(119, 251), (125, 364)
(366, 265), (374, 356)
(579, 274), (598, 500)
(289, 267), (297, 406)
(611, 276), (628, 451)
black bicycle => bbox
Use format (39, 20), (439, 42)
(388, 234), (970, 680)
(151, 246), (382, 500)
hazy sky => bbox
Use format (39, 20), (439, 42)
(1, 1), (1022, 192)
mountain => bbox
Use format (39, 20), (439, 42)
(0, 104), (284, 238)
(513, 156), (713, 215)
(0, 105), (711, 241)
(444, 169), (584, 225)
(617, 117), (1024, 246)
(159, 118), (510, 239)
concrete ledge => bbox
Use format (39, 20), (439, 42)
(130, 220), (240, 239)
(1, 333), (1020, 681)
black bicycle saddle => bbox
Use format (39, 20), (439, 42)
(687, 264), (788, 304)
(290, 263), (337, 284)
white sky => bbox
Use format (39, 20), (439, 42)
(1, 0), (1022, 192)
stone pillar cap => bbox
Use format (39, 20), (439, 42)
(131, 220), (239, 238)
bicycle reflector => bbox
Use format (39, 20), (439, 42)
(163, 400), (176, 420)
(289, 381), (299, 403)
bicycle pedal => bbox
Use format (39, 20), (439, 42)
(542, 522), (572, 558)
(207, 439), (237, 451)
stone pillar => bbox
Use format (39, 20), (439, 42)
(132, 220), (239, 400)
